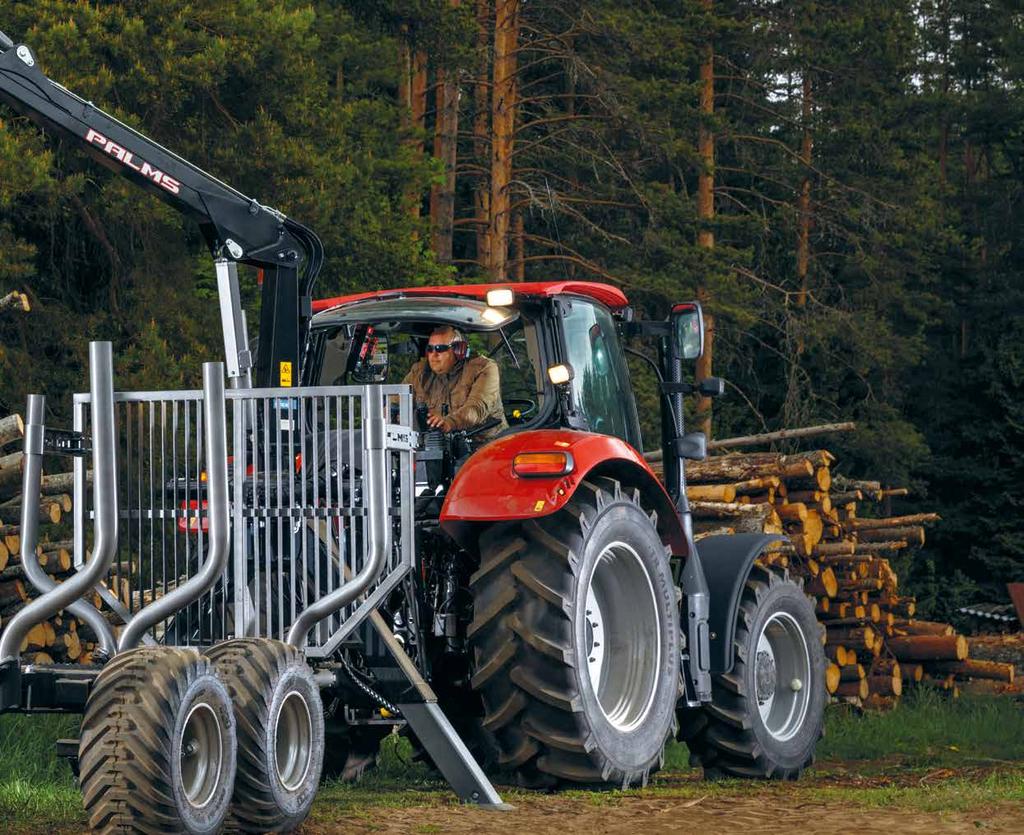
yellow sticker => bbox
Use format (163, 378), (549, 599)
(279, 361), (293, 387)
(533, 500), (546, 512)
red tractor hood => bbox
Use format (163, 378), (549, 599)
(440, 428), (687, 554)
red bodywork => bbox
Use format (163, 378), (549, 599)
(313, 281), (630, 314)
(441, 428), (687, 555)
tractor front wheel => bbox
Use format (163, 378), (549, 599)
(468, 477), (680, 788)
(679, 565), (826, 779)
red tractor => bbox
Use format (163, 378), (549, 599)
(306, 281), (826, 786)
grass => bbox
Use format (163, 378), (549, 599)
(1, 693), (1022, 829)
(817, 688), (1024, 767)
(0, 714), (83, 827)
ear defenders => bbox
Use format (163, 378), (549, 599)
(450, 328), (469, 361)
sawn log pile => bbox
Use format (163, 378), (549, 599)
(677, 443), (1015, 710)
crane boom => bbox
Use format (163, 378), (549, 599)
(0, 33), (323, 388)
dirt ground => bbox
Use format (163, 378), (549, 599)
(303, 765), (1024, 834)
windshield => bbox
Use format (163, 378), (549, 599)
(316, 311), (548, 428)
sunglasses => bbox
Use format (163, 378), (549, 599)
(425, 343), (455, 354)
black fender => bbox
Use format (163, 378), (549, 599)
(697, 533), (785, 674)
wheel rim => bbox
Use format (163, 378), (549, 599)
(180, 702), (224, 809)
(584, 541), (661, 732)
(754, 611), (811, 742)
(276, 690), (313, 792)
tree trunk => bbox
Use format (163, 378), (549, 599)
(473, 0), (492, 270)
(796, 73), (813, 308)
(695, 0), (715, 439)
(489, 0), (520, 280)
(430, 18), (460, 263)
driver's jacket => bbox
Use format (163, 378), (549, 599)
(402, 355), (508, 441)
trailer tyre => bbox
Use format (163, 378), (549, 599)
(680, 565), (826, 779)
(468, 477), (680, 788)
(206, 638), (325, 833)
(79, 646), (237, 834)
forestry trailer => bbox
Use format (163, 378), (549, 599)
(0, 32), (826, 833)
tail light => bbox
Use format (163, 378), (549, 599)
(512, 452), (574, 478)
(177, 499), (209, 533)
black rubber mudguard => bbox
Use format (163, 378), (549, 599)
(696, 533), (785, 674)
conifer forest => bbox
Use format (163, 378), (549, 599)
(0, 1), (1021, 616)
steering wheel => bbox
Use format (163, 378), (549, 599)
(504, 397), (537, 423)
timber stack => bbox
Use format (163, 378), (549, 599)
(674, 431), (1016, 711)
(0, 409), (105, 664)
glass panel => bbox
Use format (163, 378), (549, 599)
(561, 300), (642, 449)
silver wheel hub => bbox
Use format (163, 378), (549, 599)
(583, 541), (661, 733)
(275, 690), (313, 792)
(755, 611), (811, 742)
(180, 702), (224, 809)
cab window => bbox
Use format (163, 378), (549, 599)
(560, 299), (642, 449)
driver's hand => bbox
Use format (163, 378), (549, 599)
(426, 410), (454, 432)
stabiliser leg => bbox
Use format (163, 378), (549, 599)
(366, 609), (512, 809)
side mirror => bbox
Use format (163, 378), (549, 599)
(670, 302), (704, 360)
(348, 325), (389, 383)
(675, 432), (707, 461)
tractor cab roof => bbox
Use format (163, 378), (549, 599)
(312, 281), (630, 316)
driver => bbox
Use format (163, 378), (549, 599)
(403, 325), (507, 442)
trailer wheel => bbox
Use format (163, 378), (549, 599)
(680, 565), (826, 779)
(468, 477), (680, 788)
(78, 646), (236, 834)
(206, 638), (325, 832)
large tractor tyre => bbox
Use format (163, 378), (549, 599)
(205, 638), (325, 833)
(78, 646), (237, 834)
(679, 565), (826, 779)
(468, 477), (680, 788)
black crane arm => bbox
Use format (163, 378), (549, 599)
(0, 33), (323, 388)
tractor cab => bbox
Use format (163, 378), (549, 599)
(309, 282), (644, 451)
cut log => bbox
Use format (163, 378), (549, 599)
(0, 499), (62, 525)
(901, 663), (924, 682)
(0, 414), (24, 449)
(826, 662), (841, 694)
(927, 659), (1014, 683)
(0, 577), (28, 606)
(850, 541), (909, 554)
(39, 470), (91, 495)
(857, 526), (925, 547)
(831, 490), (863, 504)
(777, 502), (808, 522)
(0, 290), (30, 313)
(840, 663), (866, 682)
(731, 476), (781, 494)
(828, 626), (874, 650)
(892, 620), (954, 637)
(0, 451), (23, 488)
(826, 645), (849, 666)
(835, 679), (869, 699)
(850, 513), (941, 530)
(868, 674), (902, 697)
(887, 634), (968, 661)
(806, 567), (838, 598)
(687, 484), (737, 503)
(813, 541), (857, 557)
(705, 423), (855, 451)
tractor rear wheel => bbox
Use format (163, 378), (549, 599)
(205, 638), (325, 833)
(679, 565), (826, 779)
(78, 646), (237, 834)
(468, 477), (680, 788)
